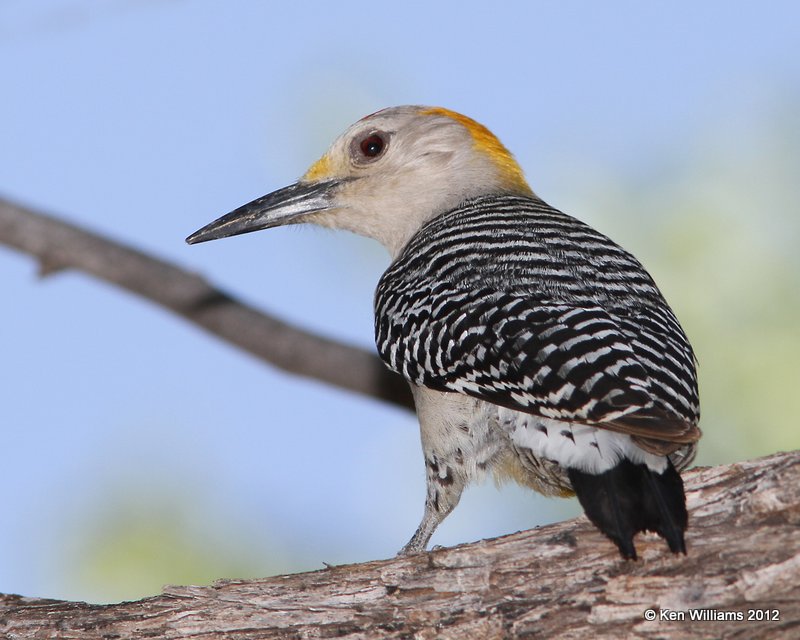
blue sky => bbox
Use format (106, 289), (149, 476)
(1, 1), (799, 602)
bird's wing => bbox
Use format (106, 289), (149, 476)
(374, 194), (700, 447)
(376, 283), (698, 446)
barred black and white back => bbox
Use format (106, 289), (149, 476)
(375, 193), (700, 557)
(376, 194), (699, 429)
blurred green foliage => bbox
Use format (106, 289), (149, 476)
(62, 487), (293, 603)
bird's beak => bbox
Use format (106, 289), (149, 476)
(186, 179), (340, 245)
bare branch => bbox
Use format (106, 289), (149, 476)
(1, 451), (798, 639)
(0, 196), (413, 410)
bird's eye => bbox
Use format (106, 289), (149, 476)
(357, 133), (387, 160)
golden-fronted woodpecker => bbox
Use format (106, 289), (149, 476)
(187, 106), (701, 559)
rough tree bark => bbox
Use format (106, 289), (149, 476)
(1, 450), (798, 639)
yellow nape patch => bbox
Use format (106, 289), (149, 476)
(421, 107), (532, 195)
(303, 153), (332, 181)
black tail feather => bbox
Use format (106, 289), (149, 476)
(568, 458), (687, 559)
(642, 461), (688, 554)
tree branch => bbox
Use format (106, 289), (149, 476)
(1, 450), (798, 639)
(0, 195), (413, 410)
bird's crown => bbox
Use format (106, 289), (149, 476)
(418, 106), (529, 193)
(304, 105), (530, 196)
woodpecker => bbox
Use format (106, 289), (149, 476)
(187, 106), (700, 559)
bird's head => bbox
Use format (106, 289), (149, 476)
(187, 106), (533, 257)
